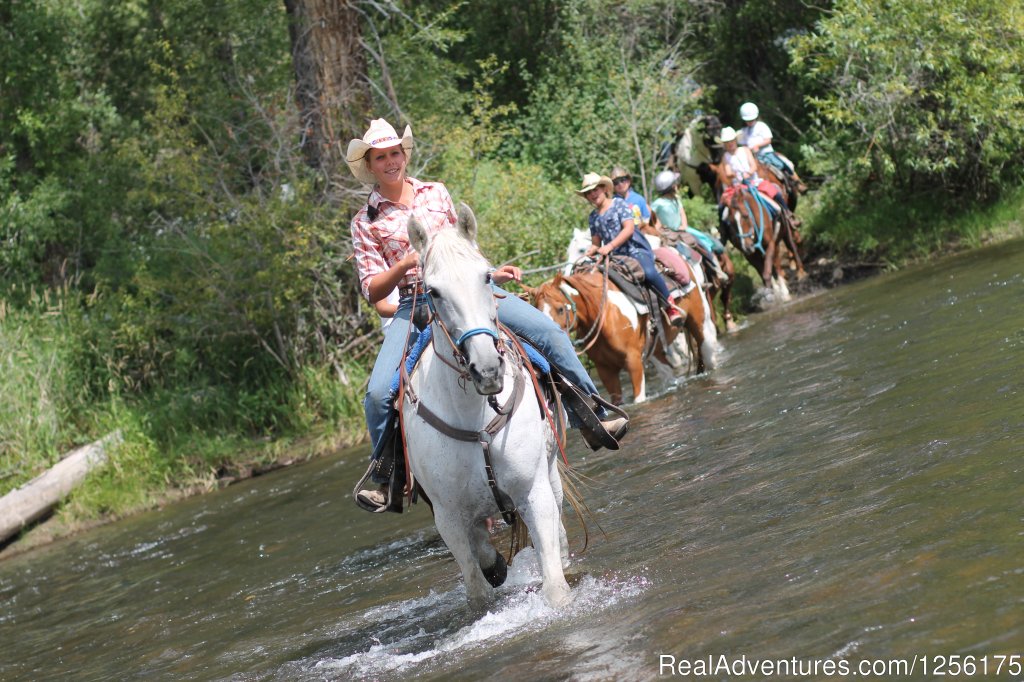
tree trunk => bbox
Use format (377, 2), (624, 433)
(0, 432), (123, 545)
(283, 0), (371, 180)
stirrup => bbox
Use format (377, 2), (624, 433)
(352, 416), (407, 514)
(552, 375), (629, 450)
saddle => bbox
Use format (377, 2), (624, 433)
(571, 256), (675, 314)
(353, 325), (627, 515)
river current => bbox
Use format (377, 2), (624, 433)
(1, 239), (1022, 681)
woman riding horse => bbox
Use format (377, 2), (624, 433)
(650, 170), (736, 332)
(738, 102), (808, 201)
(577, 172), (685, 328)
(719, 126), (807, 280)
(347, 119), (628, 510)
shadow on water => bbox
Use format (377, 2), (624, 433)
(1, 239), (1022, 681)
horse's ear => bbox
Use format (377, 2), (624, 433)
(456, 203), (478, 243)
(408, 215), (429, 253)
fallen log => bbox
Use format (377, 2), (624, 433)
(0, 431), (122, 545)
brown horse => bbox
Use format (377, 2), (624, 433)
(713, 183), (799, 304)
(525, 267), (717, 405)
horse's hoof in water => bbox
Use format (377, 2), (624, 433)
(543, 581), (572, 608)
(481, 551), (508, 588)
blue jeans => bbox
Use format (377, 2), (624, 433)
(364, 285), (602, 459)
(633, 249), (672, 303)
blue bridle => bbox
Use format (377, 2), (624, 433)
(455, 327), (500, 348)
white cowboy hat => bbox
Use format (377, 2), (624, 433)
(716, 126), (738, 144)
(345, 118), (414, 185)
(576, 172), (613, 196)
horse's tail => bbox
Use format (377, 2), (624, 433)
(556, 457), (607, 555)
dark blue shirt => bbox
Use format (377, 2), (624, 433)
(588, 196), (654, 259)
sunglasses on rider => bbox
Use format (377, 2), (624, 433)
(612, 176), (630, 185)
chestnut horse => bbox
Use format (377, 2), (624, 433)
(714, 178), (801, 303)
(525, 266), (716, 405)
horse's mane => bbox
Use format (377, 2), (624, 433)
(423, 229), (488, 277)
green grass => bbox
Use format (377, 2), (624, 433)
(801, 185), (1024, 265)
(1, 289), (369, 530)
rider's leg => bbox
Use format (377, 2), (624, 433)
(364, 302), (415, 459)
(636, 249), (685, 328)
(493, 286), (628, 441)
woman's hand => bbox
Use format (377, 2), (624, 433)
(490, 264), (522, 285)
(597, 244), (612, 257)
(400, 250), (420, 271)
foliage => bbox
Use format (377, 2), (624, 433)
(790, 0), (1024, 204)
(515, 0), (707, 191)
(3, 0), (1024, 530)
(693, 0), (830, 154)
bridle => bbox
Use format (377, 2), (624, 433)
(410, 256), (506, 383)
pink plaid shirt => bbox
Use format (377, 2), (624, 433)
(350, 177), (458, 300)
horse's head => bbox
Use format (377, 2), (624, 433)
(529, 274), (576, 333)
(721, 189), (763, 256)
(564, 228), (592, 276)
(408, 204), (505, 395)
(700, 115), (724, 164)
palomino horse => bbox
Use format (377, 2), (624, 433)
(404, 205), (571, 609)
(671, 115), (724, 199)
(527, 262), (717, 405)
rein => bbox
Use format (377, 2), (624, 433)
(735, 186), (768, 255)
(569, 256), (611, 354)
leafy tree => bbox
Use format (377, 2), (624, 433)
(790, 0), (1024, 201)
(694, 0), (829, 151)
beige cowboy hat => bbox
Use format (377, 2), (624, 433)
(576, 172), (613, 196)
(345, 118), (414, 185)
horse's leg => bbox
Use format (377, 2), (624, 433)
(761, 239), (775, 288)
(780, 215), (807, 280)
(522, 478), (572, 607)
(682, 303), (706, 374)
(622, 349), (647, 404)
(719, 252), (737, 332)
(651, 340), (678, 383)
(595, 362), (627, 406)
(433, 506), (495, 610)
(547, 454), (569, 569)
(473, 517), (508, 588)
(769, 231), (792, 302)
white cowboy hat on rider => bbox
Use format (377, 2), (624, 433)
(716, 126), (738, 144)
(739, 102), (760, 122)
(576, 172), (614, 196)
(345, 118), (414, 185)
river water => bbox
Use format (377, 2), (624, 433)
(2, 240), (1022, 681)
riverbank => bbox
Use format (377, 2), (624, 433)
(3, 189), (1022, 562)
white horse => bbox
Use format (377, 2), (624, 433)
(405, 205), (571, 609)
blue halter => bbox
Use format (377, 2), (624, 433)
(455, 327), (500, 348)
